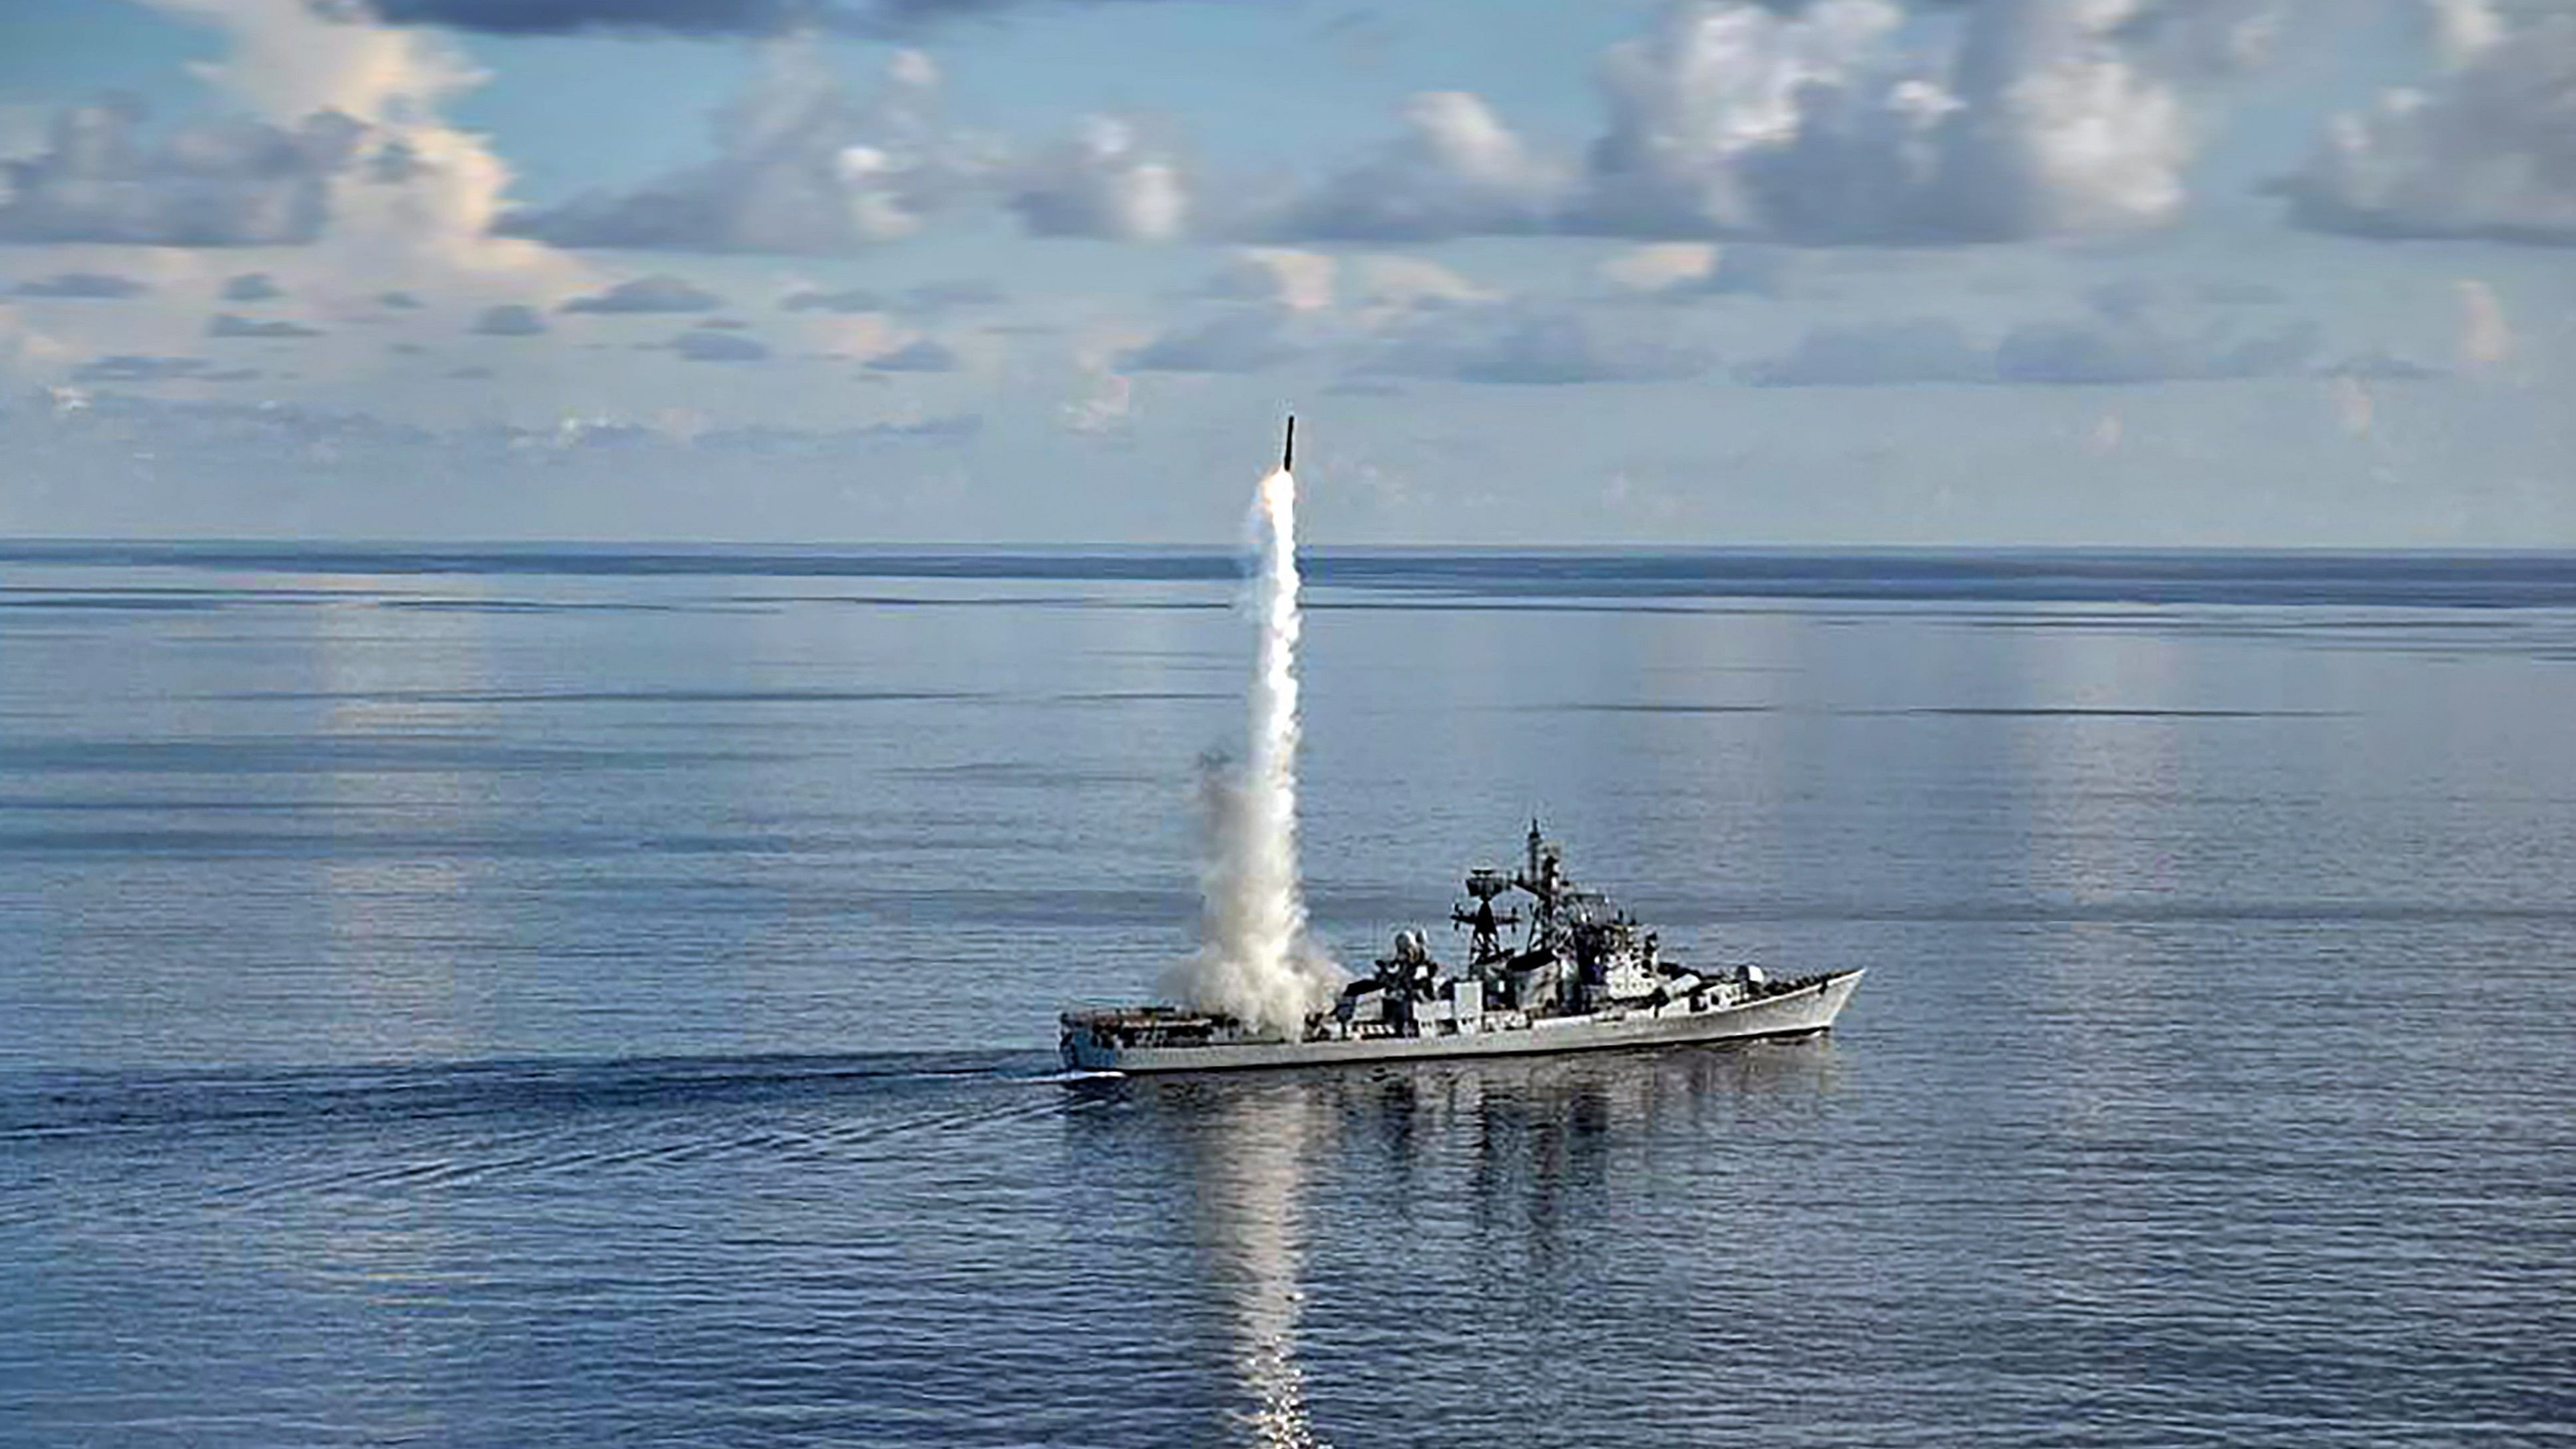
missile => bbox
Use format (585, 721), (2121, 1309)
(1281, 414), (1295, 473)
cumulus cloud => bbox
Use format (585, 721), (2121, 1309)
(492, 37), (1186, 252)
(108, 0), (584, 293)
(561, 274), (725, 313)
(865, 336), (959, 371)
(670, 327), (770, 361)
(0, 100), (363, 247)
(504, 45), (982, 253)
(2275, 4), (2576, 246)
(470, 302), (547, 335)
(208, 312), (323, 338)
(13, 272), (152, 300)
(1579, 0), (2217, 242)
(1259, 0), (2251, 248)
(0, 0), (596, 366)
(1261, 91), (1566, 241)
(1008, 115), (1188, 242)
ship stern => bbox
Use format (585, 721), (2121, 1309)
(1059, 1012), (1115, 1073)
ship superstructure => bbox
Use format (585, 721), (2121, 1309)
(1062, 823), (1862, 1074)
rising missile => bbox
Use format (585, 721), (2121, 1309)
(1281, 414), (1295, 473)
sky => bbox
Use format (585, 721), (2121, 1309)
(0, 0), (2569, 545)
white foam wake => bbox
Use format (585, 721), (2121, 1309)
(1162, 465), (1344, 1034)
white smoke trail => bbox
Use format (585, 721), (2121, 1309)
(1162, 463), (1345, 1035)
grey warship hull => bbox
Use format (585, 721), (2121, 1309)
(1063, 967), (1862, 1074)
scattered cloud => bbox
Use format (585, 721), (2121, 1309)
(691, 413), (984, 445)
(1260, 0), (2258, 248)
(1359, 302), (1702, 385)
(1994, 313), (2316, 385)
(671, 327), (771, 361)
(470, 303), (548, 336)
(0, 387), (992, 536)
(0, 99), (361, 247)
(1198, 249), (1336, 312)
(562, 274), (726, 313)
(1059, 365), (1133, 434)
(0, 1), (581, 306)
(843, 411), (979, 439)
(1571, 0), (2211, 243)
(13, 271), (152, 300)
(345, 0), (845, 34)
(1008, 115), (1188, 242)
(2327, 349), (2443, 382)
(208, 313), (323, 339)
(339, 0), (1155, 39)
(1351, 255), (1496, 310)
(377, 290), (425, 310)
(903, 278), (1004, 310)
(1600, 244), (1721, 294)
(2455, 277), (2513, 373)
(2195, 279), (2285, 306)
(1602, 241), (1790, 299)
(2330, 372), (2376, 438)
(1745, 317), (1989, 386)
(1261, 91), (1565, 241)
(220, 272), (284, 302)
(69, 355), (259, 383)
(866, 337), (960, 371)
(781, 286), (888, 313)
(503, 45), (981, 253)
(1745, 304), (2326, 387)
(1120, 310), (1301, 373)
(2274, 5), (2576, 246)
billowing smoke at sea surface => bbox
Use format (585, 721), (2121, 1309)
(1162, 463), (1345, 1034)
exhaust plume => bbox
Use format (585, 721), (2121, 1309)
(1162, 444), (1344, 1035)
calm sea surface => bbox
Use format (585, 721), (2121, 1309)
(3, 546), (2573, 1447)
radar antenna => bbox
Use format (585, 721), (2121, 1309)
(1452, 867), (1520, 964)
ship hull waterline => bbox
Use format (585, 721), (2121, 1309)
(1066, 968), (1863, 1075)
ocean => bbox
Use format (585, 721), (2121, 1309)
(3, 544), (2572, 1446)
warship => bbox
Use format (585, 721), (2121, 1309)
(1061, 821), (1864, 1074)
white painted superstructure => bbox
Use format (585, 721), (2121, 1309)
(1063, 821), (1864, 1075)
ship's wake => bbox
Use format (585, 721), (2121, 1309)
(1161, 457), (1345, 1035)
